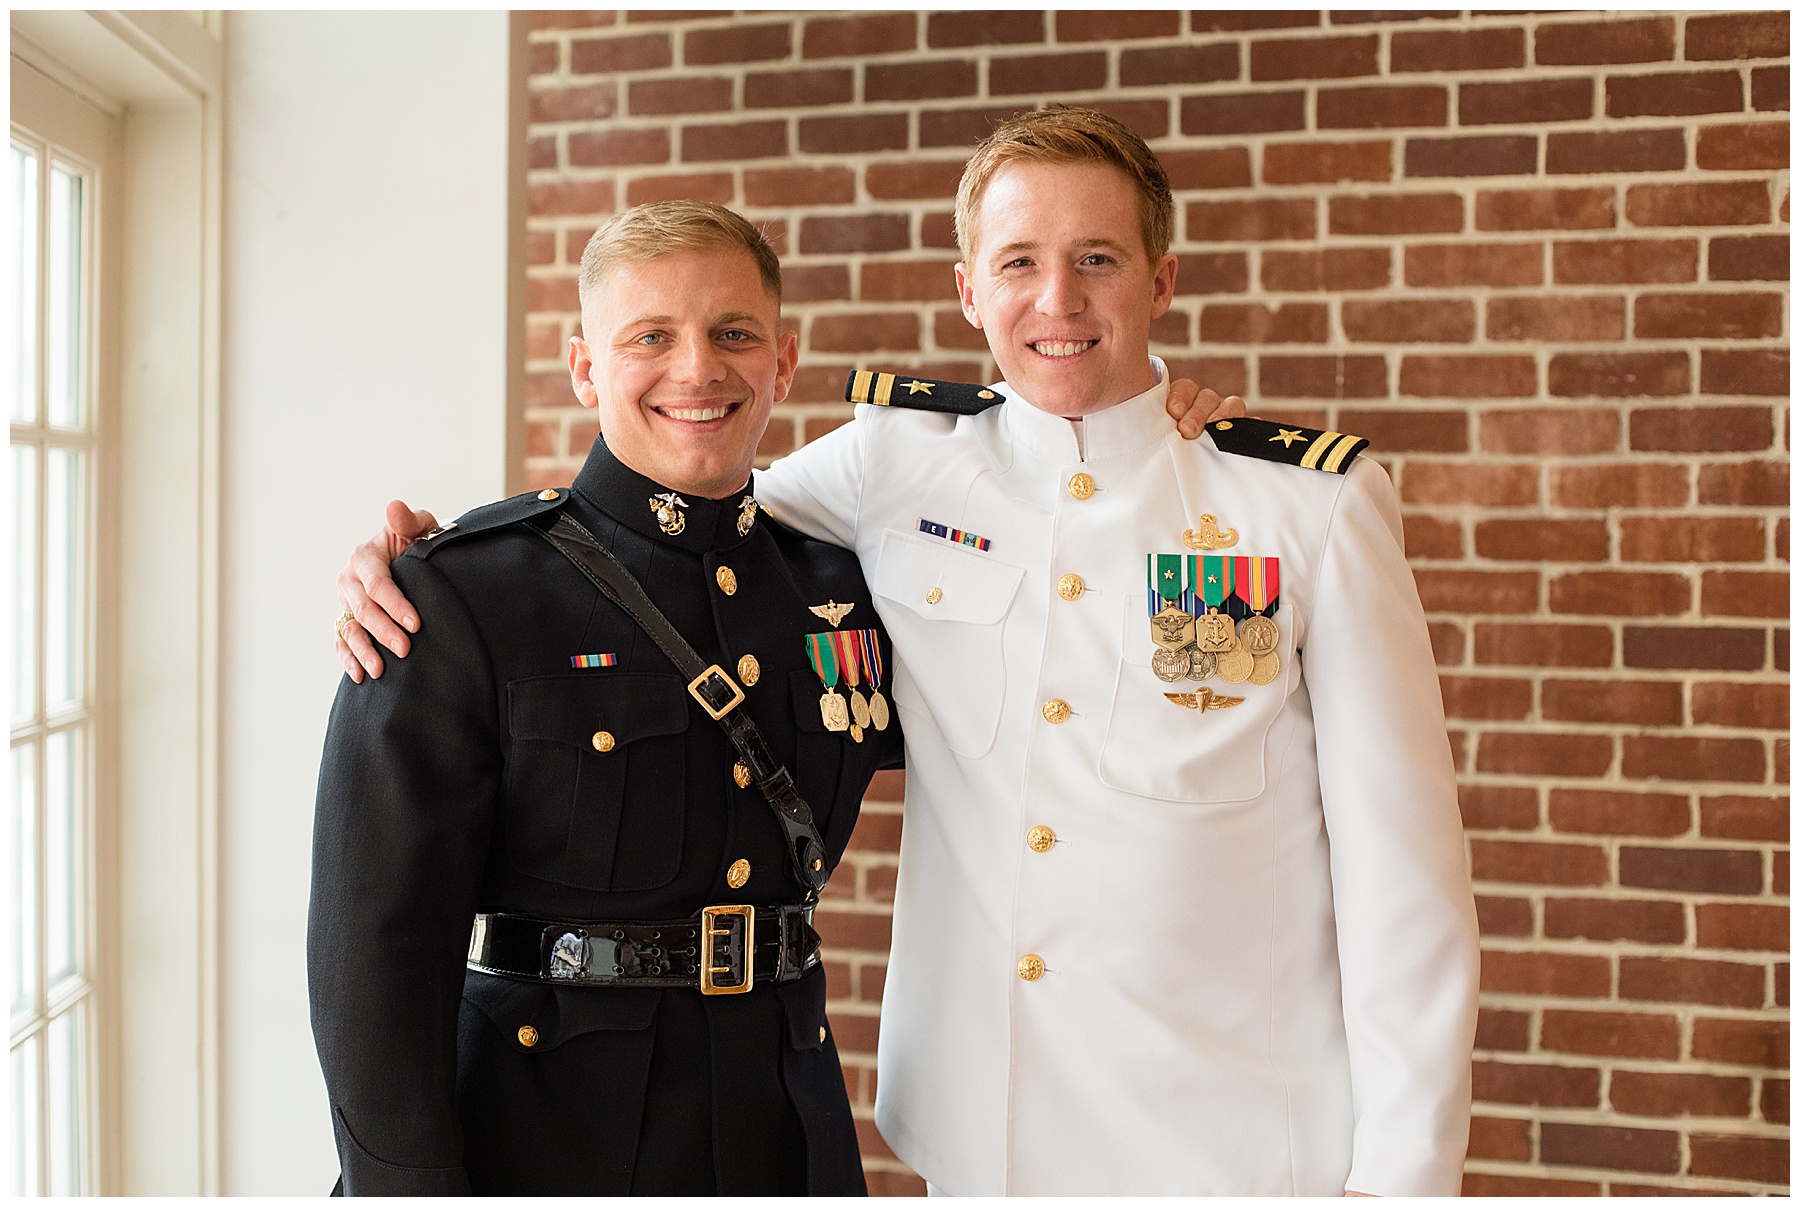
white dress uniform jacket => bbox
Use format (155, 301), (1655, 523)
(754, 362), (1480, 1196)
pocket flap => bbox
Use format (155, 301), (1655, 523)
(871, 528), (1022, 624)
(789, 670), (828, 734)
(507, 673), (688, 749)
(462, 971), (660, 1051)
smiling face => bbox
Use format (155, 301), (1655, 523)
(568, 249), (798, 498)
(955, 160), (1178, 418)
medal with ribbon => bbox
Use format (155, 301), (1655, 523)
(1231, 556), (1282, 685)
(805, 632), (851, 732)
(834, 630), (869, 742)
(858, 629), (891, 731)
(1146, 554), (1196, 683)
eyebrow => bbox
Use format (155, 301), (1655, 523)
(989, 236), (1135, 259)
(620, 310), (768, 328)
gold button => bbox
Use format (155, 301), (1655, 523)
(591, 730), (615, 753)
(517, 1025), (539, 1047)
(1215, 420), (1233, 431)
(1056, 573), (1085, 601)
(1027, 825), (1056, 853)
(925, 586), (943, 605)
(716, 566), (738, 595)
(1042, 698), (1071, 724)
(812, 858), (823, 872)
(1067, 472), (1095, 500)
(1017, 954), (1045, 982)
(733, 760), (752, 789)
(727, 858), (750, 889)
(819, 1025), (828, 1042)
(736, 653), (760, 686)
(537, 489), (560, 501)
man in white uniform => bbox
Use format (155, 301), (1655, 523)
(337, 108), (1479, 1195)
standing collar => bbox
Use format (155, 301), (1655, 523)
(996, 357), (1174, 463)
(571, 436), (759, 553)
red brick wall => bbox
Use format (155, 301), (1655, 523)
(520, 10), (1789, 1195)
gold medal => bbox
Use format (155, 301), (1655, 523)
(1197, 609), (1237, 653)
(1152, 647), (1191, 683)
(1216, 644), (1254, 683)
(1238, 614), (1280, 657)
(851, 689), (872, 730)
(1150, 602), (1196, 651)
(1186, 648), (1218, 682)
(1249, 649), (1281, 686)
(820, 689), (850, 732)
(869, 690), (891, 731)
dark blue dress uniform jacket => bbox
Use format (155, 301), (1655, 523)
(308, 437), (900, 1195)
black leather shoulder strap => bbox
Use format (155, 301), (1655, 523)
(532, 513), (830, 895)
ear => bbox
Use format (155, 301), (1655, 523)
(1148, 252), (1179, 320)
(953, 261), (984, 331)
(771, 327), (800, 405)
(568, 336), (600, 410)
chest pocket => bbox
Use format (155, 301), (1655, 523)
(1098, 597), (1295, 803)
(505, 673), (688, 892)
(871, 528), (1022, 759)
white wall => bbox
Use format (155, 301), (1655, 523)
(219, 13), (512, 1192)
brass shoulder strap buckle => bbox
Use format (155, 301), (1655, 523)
(688, 664), (745, 720)
(699, 904), (755, 995)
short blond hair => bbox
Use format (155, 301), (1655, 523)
(954, 106), (1174, 263)
(577, 199), (782, 308)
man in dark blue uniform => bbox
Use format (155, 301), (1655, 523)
(308, 201), (898, 1194)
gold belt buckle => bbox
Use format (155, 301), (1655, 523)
(688, 664), (745, 720)
(699, 904), (754, 995)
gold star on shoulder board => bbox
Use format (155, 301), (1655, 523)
(903, 379), (934, 395)
(1270, 428), (1308, 448)
(809, 600), (855, 627)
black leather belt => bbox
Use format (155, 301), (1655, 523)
(467, 905), (821, 995)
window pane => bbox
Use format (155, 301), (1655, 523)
(10, 742), (38, 1024)
(45, 166), (81, 430)
(11, 445), (38, 726)
(45, 448), (80, 713)
(46, 1007), (83, 1195)
(44, 730), (79, 990)
(9, 144), (38, 425)
(10, 1031), (41, 1196)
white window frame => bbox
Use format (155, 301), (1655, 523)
(9, 12), (223, 1194)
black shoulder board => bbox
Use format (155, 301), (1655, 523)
(409, 486), (572, 559)
(844, 370), (1004, 417)
(1205, 417), (1369, 475)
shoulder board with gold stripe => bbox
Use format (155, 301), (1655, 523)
(1205, 417), (1369, 475)
(843, 371), (1005, 417)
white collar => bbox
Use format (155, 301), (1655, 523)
(995, 357), (1173, 464)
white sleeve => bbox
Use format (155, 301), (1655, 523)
(751, 406), (871, 549)
(1303, 456), (1480, 1197)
